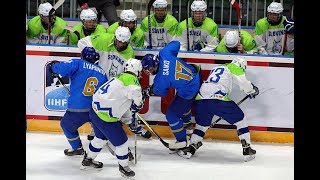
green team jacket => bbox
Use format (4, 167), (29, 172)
(216, 30), (257, 53)
(140, 14), (178, 48)
(106, 22), (144, 48)
(69, 23), (106, 46)
(26, 16), (67, 44)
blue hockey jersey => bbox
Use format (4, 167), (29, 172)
(152, 41), (201, 99)
(52, 59), (108, 110)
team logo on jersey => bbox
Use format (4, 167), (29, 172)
(44, 63), (70, 111)
(272, 38), (282, 54)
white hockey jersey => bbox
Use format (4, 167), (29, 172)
(197, 63), (255, 101)
(92, 73), (143, 122)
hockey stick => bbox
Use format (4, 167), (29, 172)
(55, 75), (71, 95)
(147, 0), (156, 49)
(210, 87), (275, 128)
(186, 0), (191, 51)
(48, 0), (66, 44)
(229, 0), (241, 32)
(136, 113), (187, 149)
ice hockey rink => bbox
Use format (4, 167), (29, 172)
(26, 131), (294, 180)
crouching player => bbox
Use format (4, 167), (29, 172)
(177, 57), (259, 162)
(80, 58), (144, 178)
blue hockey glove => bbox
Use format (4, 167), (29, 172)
(249, 83), (259, 99)
(48, 60), (60, 78)
(130, 102), (143, 114)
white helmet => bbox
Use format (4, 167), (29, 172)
(267, 2), (283, 14)
(115, 26), (131, 42)
(231, 57), (247, 70)
(124, 58), (142, 77)
(38, 2), (53, 16)
(80, 9), (97, 21)
(120, 9), (137, 22)
(224, 30), (240, 48)
(191, 0), (207, 11)
(153, 0), (168, 8)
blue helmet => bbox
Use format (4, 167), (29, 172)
(141, 54), (159, 70)
(81, 47), (100, 63)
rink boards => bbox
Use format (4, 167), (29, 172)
(26, 45), (294, 143)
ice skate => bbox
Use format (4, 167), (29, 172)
(64, 146), (84, 156)
(80, 152), (103, 170)
(241, 139), (256, 162)
(177, 141), (203, 159)
(119, 164), (135, 178)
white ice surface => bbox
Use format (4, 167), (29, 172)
(26, 132), (294, 180)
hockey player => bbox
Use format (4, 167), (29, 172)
(26, 2), (68, 45)
(254, 2), (293, 55)
(106, 9), (144, 48)
(175, 0), (219, 52)
(216, 30), (257, 54)
(81, 58), (143, 178)
(141, 41), (201, 147)
(140, 0), (179, 49)
(48, 47), (108, 156)
(78, 26), (152, 140)
(68, 8), (106, 46)
(177, 57), (259, 162)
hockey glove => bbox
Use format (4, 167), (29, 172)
(142, 86), (154, 100)
(130, 102), (143, 114)
(249, 83), (259, 99)
(48, 60), (60, 78)
(283, 17), (294, 34)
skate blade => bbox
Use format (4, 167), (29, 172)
(177, 150), (192, 159)
(120, 172), (135, 179)
(80, 165), (103, 171)
(244, 155), (255, 162)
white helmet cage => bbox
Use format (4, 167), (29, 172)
(38, 2), (53, 16)
(153, 0), (168, 8)
(124, 58), (143, 77)
(231, 57), (247, 70)
(120, 9), (137, 22)
(80, 9), (97, 21)
(115, 26), (131, 42)
(267, 2), (283, 14)
(224, 30), (240, 48)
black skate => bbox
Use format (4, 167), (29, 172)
(183, 121), (193, 135)
(177, 141), (203, 159)
(80, 152), (103, 170)
(119, 164), (135, 178)
(241, 139), (256, 162)
(64, 146), (84, 156)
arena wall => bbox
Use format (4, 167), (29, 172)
(26, 45), (294, 143)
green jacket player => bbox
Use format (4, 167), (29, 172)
(216, 30), (257, 54)
(69, 9), (106, 46)
(140, 0), (178, 49)
(175, 0), (219, 52)
(254, 2), (292, 55)
(107, 9), (144, 48)
(78, 27), (134, 79)
(26, 2), (67, 45)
